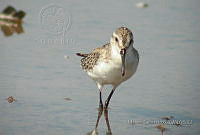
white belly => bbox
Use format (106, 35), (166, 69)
(87, 48), (139, 86)
(88, 61), (122, 85)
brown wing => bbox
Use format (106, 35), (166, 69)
(78, 43), (111, 71)
(80, 52), (100, 71)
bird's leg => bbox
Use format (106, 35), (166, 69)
(104, 88), (115, 109)
(99, 91), (103, 110)
(104, 108), (112, 134)
(94, 91), (104, 129)
(95, 106), (103, 129)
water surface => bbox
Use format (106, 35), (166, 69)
(0, 0), (200, 135)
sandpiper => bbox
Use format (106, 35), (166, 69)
(77, 27), (139, 110)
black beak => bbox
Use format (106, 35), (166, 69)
(120, 48), (126, 76)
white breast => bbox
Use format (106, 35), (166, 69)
(122, 46), (139, 82)
(87, 45), (139, 87)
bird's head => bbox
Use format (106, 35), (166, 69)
(110, 27), (134, 76)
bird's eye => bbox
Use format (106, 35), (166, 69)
(115, 37), (118, 42)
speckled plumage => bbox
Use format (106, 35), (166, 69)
(115, 27), (133, 47)
(77, 27), (139, 87)
(76, 27), (139, 109)
(80, 43), (111, 71)
(81, 52), (100, 70)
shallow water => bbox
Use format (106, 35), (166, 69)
(0, 0), (200, 135)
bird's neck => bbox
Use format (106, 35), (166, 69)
(110, 44), (121, 61)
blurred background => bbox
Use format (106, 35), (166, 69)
(0, 0), (200, 135)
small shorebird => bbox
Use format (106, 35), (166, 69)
(77, 27), (139, 110)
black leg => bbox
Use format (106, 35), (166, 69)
(105, 89), (115, 109)
(99, 91), (103, 110)
(95, 107), (103, 129)
(104, 108), (112, 134)
(95, 91), (104, 129)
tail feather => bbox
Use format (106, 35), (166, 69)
(76, 53), (88, 57)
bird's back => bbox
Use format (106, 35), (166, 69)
(78, 43), (111, 71)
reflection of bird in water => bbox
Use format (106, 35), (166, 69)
(86, 129), (98, 135)
(86, 129), (99, 135)
(104, 109), (112, 135)
(87, 109), (112, 135)
(155, 124), (167, 135)
(77, 27), (139, 110)
(0, 6), (26, 36)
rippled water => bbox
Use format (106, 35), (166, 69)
(0, 0), (200, 135)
